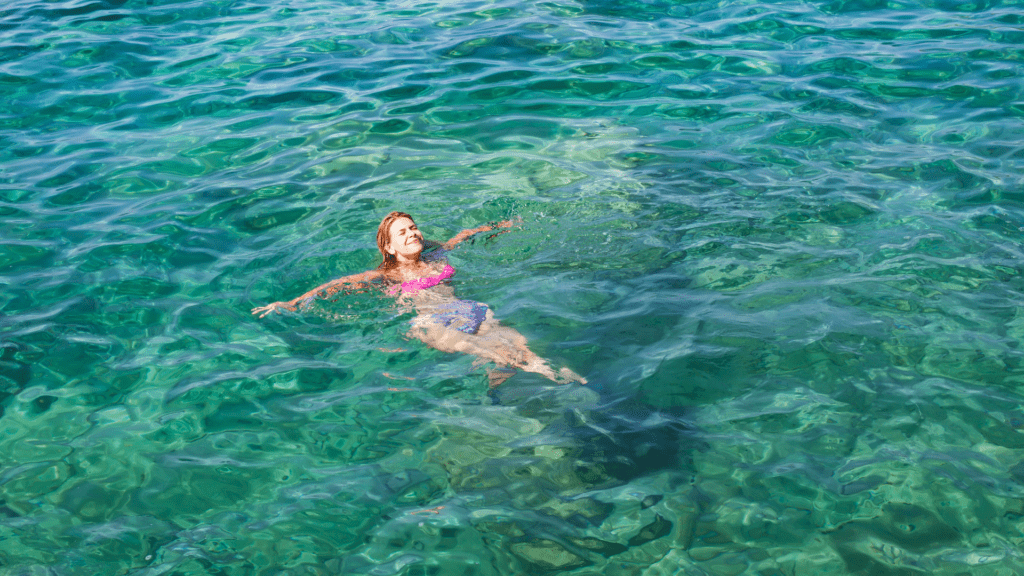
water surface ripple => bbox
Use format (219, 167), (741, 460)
(2, 0), (1024, 574)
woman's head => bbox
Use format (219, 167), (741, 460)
(376, 211), (421, 270)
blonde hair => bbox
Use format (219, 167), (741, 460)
(376, 211), (414, 272)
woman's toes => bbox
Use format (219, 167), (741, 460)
(557, 367), (586, 385)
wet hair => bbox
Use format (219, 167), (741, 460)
(376, 211), (414, 272)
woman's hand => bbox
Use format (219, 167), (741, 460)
(251, 301), (296, 318)
(442, 216), (523, 250)
(493, 216), (523, 229)
(483, 216), (522, 241)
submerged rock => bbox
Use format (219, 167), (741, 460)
(827, 501), (964, 575)
(511, 538), (591, 572)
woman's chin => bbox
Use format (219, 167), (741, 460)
(400, 246), (423, 259)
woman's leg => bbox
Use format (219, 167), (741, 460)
(408, 313), (585, 385)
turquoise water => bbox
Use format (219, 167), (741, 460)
(2, 0), (1024, 573)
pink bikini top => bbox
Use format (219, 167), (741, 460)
(386, 264), (455, 295)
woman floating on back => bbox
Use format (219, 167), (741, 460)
(252, 211), (586, 387)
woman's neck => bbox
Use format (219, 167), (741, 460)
(393, 251), (421, 265)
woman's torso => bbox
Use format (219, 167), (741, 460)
(385, 248), (457, 302)
(385, 249), (491, 335)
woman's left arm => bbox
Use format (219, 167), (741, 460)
(442, 218), (520, 250)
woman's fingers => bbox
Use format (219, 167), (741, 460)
(494, 216), (523, 229)
(252, 302), (284, 318)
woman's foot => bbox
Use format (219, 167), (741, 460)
(487, 367), (517, 389)
(554, 367), (587, 385)
(520, 357), (586, 385)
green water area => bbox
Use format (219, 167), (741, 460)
(2, 0), (1024, 574)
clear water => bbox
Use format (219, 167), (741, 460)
(2, 0), (1024, 574)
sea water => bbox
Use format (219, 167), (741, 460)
(2, 0), (1024, 574)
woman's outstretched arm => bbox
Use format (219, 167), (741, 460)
(251, 269), (383, 318)
(441, 218), (520, 250)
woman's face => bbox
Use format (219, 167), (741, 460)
(387, 217), (423, 261)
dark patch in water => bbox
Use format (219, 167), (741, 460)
(641, 494), (663, 509)
(560, 398), (702, 484)
(628, 514), (673, 546)
(0, 343), (31, 417)
(827, 502), (963, 574)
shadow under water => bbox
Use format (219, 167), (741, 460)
(334, 385), (708, 575)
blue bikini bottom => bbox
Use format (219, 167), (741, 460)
(432, 300), (489, 334)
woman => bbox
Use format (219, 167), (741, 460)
(252, 211), (585, 387)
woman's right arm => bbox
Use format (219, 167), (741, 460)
(441, 218), (521, 250)
(251, 269), (384, 318)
